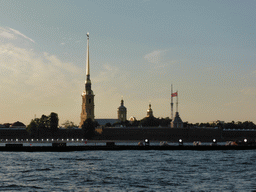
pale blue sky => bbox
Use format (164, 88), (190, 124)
(0, 0), (255, 125)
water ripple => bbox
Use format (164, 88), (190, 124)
(0, 150), (256, 191)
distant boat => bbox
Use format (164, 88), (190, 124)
(160, 141), (169, 146)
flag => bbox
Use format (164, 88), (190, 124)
(171, 92), (178, 97)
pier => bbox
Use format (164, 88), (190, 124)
(1, 139), (256, 152)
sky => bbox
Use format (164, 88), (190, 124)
(0, 0), (255, 126)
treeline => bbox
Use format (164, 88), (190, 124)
(184, 121), (256, 129)
(223, 121), (256, 129)
(104, 118), (256, 130)
(105, 116), (171, 127)
(26, 112), (59, 138)
(27, 113), (99, 139)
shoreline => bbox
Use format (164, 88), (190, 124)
(1, 144), (256, 152)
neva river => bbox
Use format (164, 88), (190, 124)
(1, 149), (256, 191)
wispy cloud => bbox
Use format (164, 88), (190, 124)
(9, 28), (35, 43)
(0, 27), (35, 45)
(0, 31), (16, 39)
(94, 64), (119, 83)
(0, 43), (81, 101)
(144, 49), (179, 71)
(144, 49), (167, 64)
(240, 87), (256, 96)
(224, 100), (243, 107)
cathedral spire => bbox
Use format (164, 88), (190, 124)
(85, 32), (92, 92)
(79, 32), (95, 128)
(86, 32), (90, 82)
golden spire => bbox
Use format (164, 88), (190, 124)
(86, 32), (90, 82)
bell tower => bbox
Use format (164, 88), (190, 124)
(117, 97), (127, 122)
(79, 32), (95, 128)
(147, 103), (153, 117)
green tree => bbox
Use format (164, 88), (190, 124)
(82, 118), (95, 139)
(62, 120), (77, 129)
(39, 115), (49, 129)
(105, 122), (112, 127)
(140, 116), (160, 127)
(27, 119), (38, 138)
(130, 119), (140, 127)
(159, 117), (171, 127)
(49, 112), (59, 138)
(26, 113), (59, 138)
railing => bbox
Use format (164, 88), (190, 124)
(0, 138), (87, 143)
(223, 129), (256, 131)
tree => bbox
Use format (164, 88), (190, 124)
(62, 120), (77, 129)
(82, 118), (95, 139)
(26, 112), (59, 138)
(140, 116), (160, 127)
(27, 119), (38, 138)
(159, 117), (171, 127)
(130, 119), (140, 127)
(105, 122), (111, 127)
(49, 112), (59, 138)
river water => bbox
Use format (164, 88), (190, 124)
(0, 149), (256, 191)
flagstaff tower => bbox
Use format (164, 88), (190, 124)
(171, 88), (183, 128)
(79, 32), (95, 128)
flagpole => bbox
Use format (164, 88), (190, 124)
(171, 84), (173, 120)
(176, 90), (178, 113)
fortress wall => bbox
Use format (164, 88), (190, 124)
(0, 127), (255, 141)
(222, 130), (256, 140)
(101, 127), (222, 142)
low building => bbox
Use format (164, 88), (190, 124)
(96, 119), (119, 126)
(10, 121), (26, 129)
(171, 112), (183, 128)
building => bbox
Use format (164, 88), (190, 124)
(96, 119), (118, 126)
(117, 98), (127, 122)
(79, 33), (95, 128)
(10, 121), (26, 128)
(95, 98), (127, 127)
(171, 112), (183, 128)
(146, 103), (153, 117)
(209, 120), (225, 125)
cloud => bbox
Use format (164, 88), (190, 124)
(144, 49), (178, 70)
(0, 31), (16, 39)
(94, 64), (119, 83)
(240, 87), (256, 96)
(224, 100), (243, 107)
(0, 43), (81, 101)
(0, 27), (35, 44)
(144, 50), (167, 64)
(9, 28), (35, 43)
(43, 52), (80, 74)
